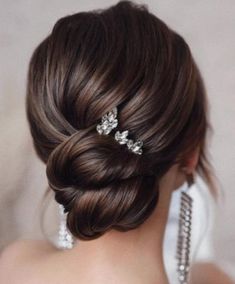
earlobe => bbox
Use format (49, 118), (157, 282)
(183, 146), (200, 174)
(175, 147), (199, 190)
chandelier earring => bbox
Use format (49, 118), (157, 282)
(57, 204), (74, 249)
(176, 168), (195, 284)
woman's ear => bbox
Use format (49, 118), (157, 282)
(184, 146), (200, 173)
(174, 147), (200, 190)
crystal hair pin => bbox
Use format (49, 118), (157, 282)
(96, 107), (143, 155)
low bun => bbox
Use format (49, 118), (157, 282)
(46, 129), (159, 240)
(47, 129), (149, 190)
(67, 175), (158, 240)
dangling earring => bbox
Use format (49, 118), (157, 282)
(58, 204), (74, 249)
(176, 172), (194, 284)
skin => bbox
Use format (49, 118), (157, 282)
(190, 263), (234, 284)
(0, 148), (233, 284)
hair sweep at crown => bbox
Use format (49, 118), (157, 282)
(26, 0), (216, 240)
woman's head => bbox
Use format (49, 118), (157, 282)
(26, 0), (214, 240)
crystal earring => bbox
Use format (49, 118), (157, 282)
(58, 204), (74, 249)
(176, 172), (194, 284)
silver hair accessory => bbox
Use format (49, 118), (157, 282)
(176, 173), (194, 284)
(58, 204), (74, 249)
(96, 106), (143, 155)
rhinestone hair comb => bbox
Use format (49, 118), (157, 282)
(96, 107), (143, 155)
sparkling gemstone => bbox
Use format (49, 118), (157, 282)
(97, 108), (118, 135)
(115, 130), (129, 144)
(127, 139), (134, 148)
(96, 124), (103, 134)
(127, 139), (143, 155)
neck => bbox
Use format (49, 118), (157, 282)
(69, 171), (175, 284)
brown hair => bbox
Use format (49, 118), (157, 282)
(26, 0), (216, 240)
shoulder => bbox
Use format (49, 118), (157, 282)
(0, 239), (57, 283)
(0, 239), (56, 261)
